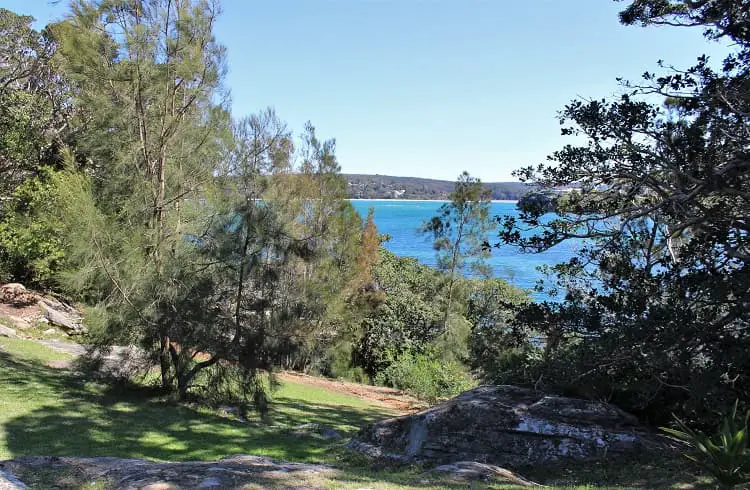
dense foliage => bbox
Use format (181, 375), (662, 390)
(0, 9), (72, 210)
(374, 348), (475, 403)
(493, 0), (750, 427)
(352, 249), (445, 379)
(0, 1), (528, 410)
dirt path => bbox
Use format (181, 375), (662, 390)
(276, 371), (423, 414)
(33, 340), (421, 415)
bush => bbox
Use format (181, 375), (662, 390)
(375, 349), (475, 403)
(0, 171), (65, 286)
(326, 340), (369, 383)
(662, 400), (750, 489)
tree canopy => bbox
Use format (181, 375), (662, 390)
(495, 0), (750, 426)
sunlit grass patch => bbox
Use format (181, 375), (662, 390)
(0, 338), (710, 489)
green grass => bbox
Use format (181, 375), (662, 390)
(0, 336), (71, 364)
(0, 337), (396, 463)
(0, 337), (711, 489)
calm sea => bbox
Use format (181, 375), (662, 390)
(349, 200), (577, 300)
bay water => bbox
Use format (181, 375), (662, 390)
(349, 200), (577, 300)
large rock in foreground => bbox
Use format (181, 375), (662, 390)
(1, 455), (334, 489)
(348, 385), (663, 466)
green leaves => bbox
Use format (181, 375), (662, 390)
(661, 401), (750, 489)
(492, 0), (750, 428)
(374, 348), (475, 403)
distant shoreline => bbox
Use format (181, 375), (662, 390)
(349, 198), (518, 203)
(343, 174), (526, 201)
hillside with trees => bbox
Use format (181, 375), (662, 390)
(344, 173), (528, 200)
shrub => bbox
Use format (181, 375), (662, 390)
(326, 341), (369, 383)
(375, 348), (475, 403)
(0, 171), (65, 286)
(662, 400), (750, 489)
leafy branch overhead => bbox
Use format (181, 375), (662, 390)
(494, 0), (750, 431)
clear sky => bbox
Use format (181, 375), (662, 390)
(6, 1), (729, 181)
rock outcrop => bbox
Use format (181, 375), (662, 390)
(348, 385), (663, 466)
(38, 298), (87, 335)
(0, 284), (35, 306)
(1, 455), (333, 489)
(430, 461), (542, 486)
(0, 468), (25, 490)
(0, 283), (87, 336)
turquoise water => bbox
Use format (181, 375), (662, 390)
(349, 200), (577, 299)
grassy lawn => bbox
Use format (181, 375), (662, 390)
(0, 337), (709, 489)
(0, 337), (501, 489)
(0, 337), (395, 463)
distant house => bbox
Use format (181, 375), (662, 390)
(549, 186), (576, 195)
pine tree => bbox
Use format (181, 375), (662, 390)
(52, 0), (228, 390)
(422, 171), (495, 329)
(358, 207), (381, 288)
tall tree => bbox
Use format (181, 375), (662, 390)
(52, 0), (228, 389)
(422, 171), (494, 328)
(155, 108), (293, 402)
(357, 207), (380, 288)
(495, 0), (750, 426)
(264, 122), (363, 372)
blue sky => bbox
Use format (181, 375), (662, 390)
(7, 1), (728, 181)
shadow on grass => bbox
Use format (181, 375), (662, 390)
(1, 347), (709, 489)
(0, 348), (390, 463)
(269, 395), (393, 434)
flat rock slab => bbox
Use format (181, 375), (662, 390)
(0, 469), (25, 490)
(0, 455), (334, 489)
(430, 461), (542, 486)
(38, 299), (87, 335)
(349, 384), (665, 467)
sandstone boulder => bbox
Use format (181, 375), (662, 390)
(290, 423), (342, 440)
(430, 461), (541, 486)
(348, 385), (663, 466)
(0, 284), (35, 306)
(4, 316), (33, 330)
(1, 455), (333, 490)
(0, 468), (25, 490)
(38, 299), (87, 335)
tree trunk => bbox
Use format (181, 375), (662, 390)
(155, 146), (168, 387)
(160, 332), (171, 390)
(169, 343), (217, 401)
(444, 214), (466, 329)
